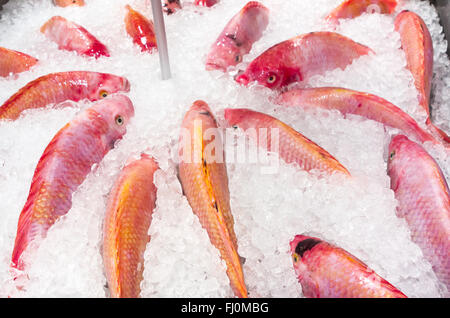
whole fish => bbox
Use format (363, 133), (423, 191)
(395, 10), (450, 145)
(0, 71), (130, 120)
(387, 135), (450, 290)
(235, 32), (373, 90)
(0, 47), (38, 77)
(205, 1), (269, 72)
(163, 0), (181, 15)
(290, 235), (407, 298)
(326, 0), (397, 24)
(195, 0), (218, 7)
(11, 94), (134, 271)
(395, 11), (432, 116)
(40, 16), (110, 58)
(276, 87), (438, 145)
(53, 0), (85, 7)
(124, 5), (157, 53)
(178, 100), (247, 298)
(103, 154), (159, 298)
(224, 108), (350, 176)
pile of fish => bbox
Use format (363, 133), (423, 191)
(0, 0), (449, 298)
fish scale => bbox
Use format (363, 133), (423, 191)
(11, 95), (134, 272)
(290, 235), (407, 298)
(103, 154), (159, 298)
(178, 100), (247, 298)
(0, 71), (130, 120)
(387, 134), (450, 290)
(224, 108), (350, 176)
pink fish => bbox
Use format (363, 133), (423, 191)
(290, 235), (408, 298)
(178, 101), (248, 298)
(53, 0), (85, 7)
(235, 32), (373, 90)
(124, 5), (157, 53)
(11, 94), (134, 271)
(0, 47), (38, 78)
(40, 16), (110, 58)
(224, 108), (350, 176)
(326, 0), (397, 24)
(0, 71), (130, 120)
(276, 87), (438, 145)
(103, 154), (159, 298)
(395, 11), (450, 145)
(195, 0), (218, 8)
(387, 135), (450, 290)
(205, 1), (269, 71)
(163, 0), (182, 14)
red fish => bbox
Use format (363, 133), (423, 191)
(387, 135), (450, 290)
(178, 101), (248, 298)
(290, 235), (407, 298)
(224, 108), (350, 176)
(53, 0), (85, 7)
(235, 32), (373, 90)
(163, 0), (182, 15)
(326, 0), (397, 24)
(40, 16), (110, 58)
(103, 154), (159, 298)
(205, 1), (269, 72)
(276, 87), (438, 145)
(124, 5), (157, 53)
(0, 71), (130, 120)
(195, 0), (218, 8)
(0, 47), (38, 77)
(11, 94), (135, 271)
(395, 10), (450, 145)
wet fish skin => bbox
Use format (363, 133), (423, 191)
(395, 10), (432, 116)
(205, 1), (269, 72)
(387, 134), (450, 290)
(124, 5), (157, 53)
(0, 47), (38, 78)
(178, 101), (247, 298)
(53, 0), (85, 7)
(40, 16), (110, 58)
(195, 0), (219, 8)
(224, 108), (350, 176)
(11, 94), (134, 271)
(0, 71), (130, 120)
(103, 154), (159, 298)
(290, 235), (408, 298)
(326, 0), (397, 24)
(235, 32), (373, 90)
(276, 87), (438, 145)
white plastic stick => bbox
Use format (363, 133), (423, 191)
(150, 0), (171, 80)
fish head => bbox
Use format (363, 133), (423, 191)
(53, 0), (85, 7)
(90, 94), (135, 147)
(87, 74), (131, 101)
(206, 36), (243, 72)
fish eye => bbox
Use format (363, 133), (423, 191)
(267, 74), (277, 84)
(115, 115), (124, 126)
(99, 90), (109, 98)
(292, 253), (299, 263)
(235, 55), (242, 63)
(390, 150), (395, 160)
